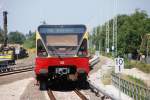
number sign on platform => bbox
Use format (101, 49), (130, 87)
(115, 58), (124, 73)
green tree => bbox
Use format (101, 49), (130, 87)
(8, 31), (26, 44)
(23, 31), (35, 49)
(92, 9), (150, 57)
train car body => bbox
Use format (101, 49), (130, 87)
(0, 47), (15, 65)
(35, 25), (89, 89)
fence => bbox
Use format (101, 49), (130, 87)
(89, 55), (100, 66)
(111, 73), (150, 100)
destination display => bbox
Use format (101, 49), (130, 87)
(39, 27), (86, 34)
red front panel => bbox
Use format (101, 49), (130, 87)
(34, 57), (89, 74)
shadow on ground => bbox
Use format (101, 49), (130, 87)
(47, 80), (90, 91)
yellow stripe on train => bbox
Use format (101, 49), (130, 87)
(0, 55), (13, 59)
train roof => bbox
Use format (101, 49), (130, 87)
(38, 24), (86, 30)
(38, 24), (87, 34)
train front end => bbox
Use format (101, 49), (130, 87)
(35, 25), (89, 89)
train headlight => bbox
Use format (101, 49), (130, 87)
(39, 68), (48, 74)
(77, 68), (85, 73)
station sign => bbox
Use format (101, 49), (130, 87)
(15, 48), (20, 54)
(115, 58), (124, 73)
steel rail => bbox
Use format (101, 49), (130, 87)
(0, 65), (33, 76)
(0, 64), (33, 72)
(88, 80), (118, 100)
(74, 88), (88, 100)
(47, 89), (56, 100)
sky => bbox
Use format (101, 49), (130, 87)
(0, 0), (150, 34)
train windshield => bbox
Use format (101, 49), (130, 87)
(38, 25), (86, 57)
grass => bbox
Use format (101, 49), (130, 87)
(101, 77), (111, 85)
(101, 52), (114, 58)
(101, 69), (112, 85)
(125, 60), (150, 73)
(121, 74), (147, 87)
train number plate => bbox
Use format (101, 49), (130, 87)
(55, 68), (70, 75)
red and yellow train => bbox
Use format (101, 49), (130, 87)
(34, 25), (89, 90)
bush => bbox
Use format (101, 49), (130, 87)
(23, 39), (35, 49)
(125, 60), (132, 69)
(23, 33), (35, 49)
(125, 60), (150, 73)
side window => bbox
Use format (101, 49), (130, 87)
(37, 39), (48, 57)
(77, 39), (88, 56)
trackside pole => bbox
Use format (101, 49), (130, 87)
(119, 73), (121, 100)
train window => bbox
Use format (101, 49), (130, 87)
(46, 35), (78, 46)
(77, 39), (88, 56)
(37, 39), (48, 57)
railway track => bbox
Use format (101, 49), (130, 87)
(88, 80), (115, 100)
(0, 64), (34, 76)
(46, 56), (102, 100)
(74, 88), (88, 100)
(47, 89), (56, 100)
(47, 88), (89, 100)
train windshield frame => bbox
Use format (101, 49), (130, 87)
(38, 25), (86, 57)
